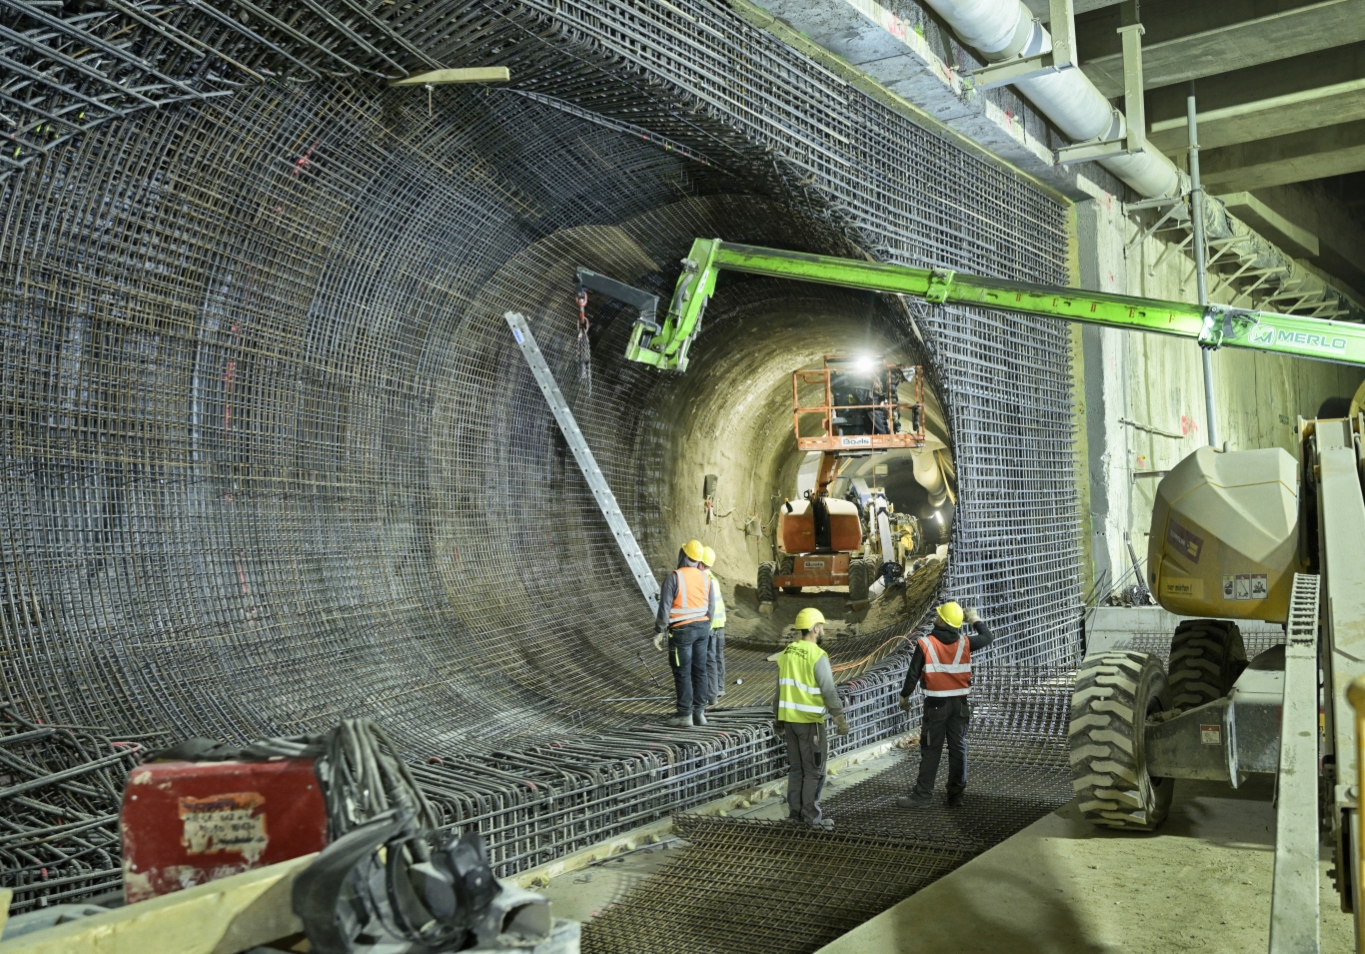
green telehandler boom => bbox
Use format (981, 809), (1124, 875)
(604, 238), (1365, 372)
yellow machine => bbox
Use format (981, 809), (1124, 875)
(1073, 416), (1365, 952)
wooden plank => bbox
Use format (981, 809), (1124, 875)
(388, 67), (509, 86)
(0, 855), (315, 954)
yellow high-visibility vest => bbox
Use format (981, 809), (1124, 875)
(777, 640), (828, 723)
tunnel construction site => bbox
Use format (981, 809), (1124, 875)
(3, 1), (1363, 953)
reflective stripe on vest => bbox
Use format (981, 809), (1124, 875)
(707, 569), (726, 629)
(777, 640), (829, 723)
(669, 567), (711, 627)
(919, 633), (971, 697)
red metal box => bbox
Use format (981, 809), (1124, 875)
(120, 759), (328, 903)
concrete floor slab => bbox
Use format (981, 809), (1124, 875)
(816, 776), (1355, 954)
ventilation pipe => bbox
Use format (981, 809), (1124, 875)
(924, 0), (1182, 198)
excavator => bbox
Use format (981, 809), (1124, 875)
(574, 240), (1365, 953)
(758, 355), (929, 612)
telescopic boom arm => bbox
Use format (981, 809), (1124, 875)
(624, 239), (1365, 372)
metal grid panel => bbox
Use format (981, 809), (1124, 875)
(0, 0), (1075, 903)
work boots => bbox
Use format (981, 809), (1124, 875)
(666, 714), (693, 728)
(896, 792), (934, 809)
(694, 711), (708, 726)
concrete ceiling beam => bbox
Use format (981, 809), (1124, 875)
(1078, 0), (1365, 96)
(1199, 118), (1365, 191)
(1142, 42), (1365, 152)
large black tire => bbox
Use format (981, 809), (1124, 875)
(1167, 619), (1247, 712)
(847, 559), (871, 606)
(1069, 651), (1174, 831)
(779, 557), (794, 576)
(756, 562), (776, 608)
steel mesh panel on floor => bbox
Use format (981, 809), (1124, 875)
(582, 666), (1076, 953)
(582, 818), (971, 954)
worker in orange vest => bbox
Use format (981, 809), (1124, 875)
(896, 601), (994, 808)
(653, 539), (716, 727)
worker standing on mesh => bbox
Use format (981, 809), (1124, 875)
(653, 539), (715, 727)
(774, 608), (850, 830)
(701, 546), (727, 705)
(897, 601), (994, 808)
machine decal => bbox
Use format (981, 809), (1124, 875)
(1200, 724), (1221, 745)
(1166, 520), (1204, 563)
(1222, 573), (1269, 600)
(839, 436), (872, 447)
(178, 792), (269, 864)
(1250, 324), (1348, 354)
(1162, 577), (1203, 600)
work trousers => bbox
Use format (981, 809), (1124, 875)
(913, 696), (971, 797)
(668, 621), (711, 718)
(707, 628), (726, 702)
(782, 720), (828, 824)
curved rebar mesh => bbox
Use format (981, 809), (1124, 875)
(0, 0), (1077, 899)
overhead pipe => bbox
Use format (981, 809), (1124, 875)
(923, 0), (1182, 198)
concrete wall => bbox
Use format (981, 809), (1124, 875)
(1076, 192), (1364, 599)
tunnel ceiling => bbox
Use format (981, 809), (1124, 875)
(1, 0), (1079, 762)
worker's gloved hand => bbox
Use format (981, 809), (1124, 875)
(835, 714), (850, 736)
(773, 720), (784, 737)
(898, 694), (913, 712)
(963, 606), (980, 625)
(653, 633), (666, 652)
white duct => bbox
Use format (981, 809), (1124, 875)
(922, 0), (1182, 198)
(911, 447), (949, 507)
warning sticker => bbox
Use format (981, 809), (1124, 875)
(1162, 577), (1203, 600)
(1222, 573), (1268, 601)
(179, 792), (268, 864)
(1165, 520), (1204, 564)
(1200, 724), (1221, 746)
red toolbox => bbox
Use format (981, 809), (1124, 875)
(120, 758), (328, 903)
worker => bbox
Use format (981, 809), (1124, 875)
(653, 538), (715, 727)
(774, 608), (850, 830)
(700, 546), (727, 704)
(896, 601), (994, 808)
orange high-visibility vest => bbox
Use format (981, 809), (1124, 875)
(918, 632), (971, 697)
(668, 567), (711, 628)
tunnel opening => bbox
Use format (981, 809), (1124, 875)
(0, 0), (1080, 913)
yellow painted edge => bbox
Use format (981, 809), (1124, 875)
(0, 854), (314, 954)
(389, 67), (510, 86)
(515, 733), (912, 888)
(0, 888), (11, 940)
(716, 0), (1072, 207)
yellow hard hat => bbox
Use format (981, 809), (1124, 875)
(702, 546), (716, 567)
(682, 539), (706, 562)
(793, 607), (826, 631)
(937, 601), (964, 629)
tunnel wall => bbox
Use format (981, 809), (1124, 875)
(0, 0), (1076, 753)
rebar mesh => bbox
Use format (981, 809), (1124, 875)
(1, 0), (1075, 906)
(582, 666), (1075, 953)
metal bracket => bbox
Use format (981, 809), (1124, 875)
(1057, 22), (1146, 164)
(505, 312), (661, 615)
(925, 268), (955, 304)
(1196, 306), (1260, 351)
(970, 0), (1076, 89)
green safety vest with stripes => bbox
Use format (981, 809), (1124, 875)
(777, 640), (829, 724)
(707, 570), (726, 629)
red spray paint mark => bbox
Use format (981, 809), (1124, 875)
(293, 142), (318, 176)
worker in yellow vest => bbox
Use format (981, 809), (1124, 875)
(701, 546), (727, 705)
(773, 608), (850, 830)
(653, 539), (715, 727)
(896, 601), (994, 809)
